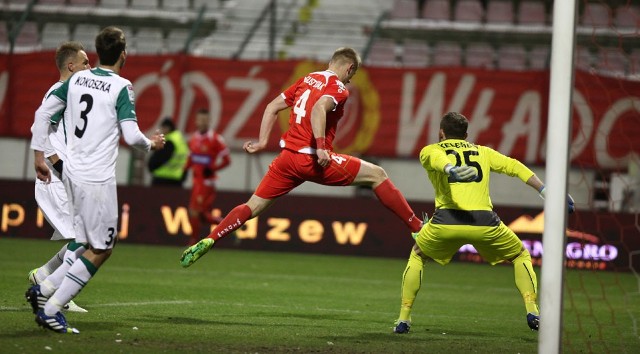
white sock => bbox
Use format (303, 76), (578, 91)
(44, 256), (96, 316)
(40, 244), (86, 297)
(35, 243), (68, 284)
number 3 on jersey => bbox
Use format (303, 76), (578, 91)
(293, 89), (311, 124)
(74, 93), (93, 138)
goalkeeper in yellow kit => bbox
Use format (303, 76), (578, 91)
(393, 112), (574, 334)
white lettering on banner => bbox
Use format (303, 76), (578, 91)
(498, 91), (541, 163)
(398, 72), (497, 156)
(225, 73), (269, 148)
(466, 89), (494, 144)
(459, 240), (618, 262)
(179, 72), (222, 133)
(571, 90), (594, 160)
(595, 97), (640, 168)
(133, 60), (176, 134)
(397, 72), (446, 155)
(0, 72), (9, 111)
(566, 242), (618, 261)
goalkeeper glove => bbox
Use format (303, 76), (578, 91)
(445, 165), (477, 182)
(52, 159), (63, 174)
(538, 186), (575, 214)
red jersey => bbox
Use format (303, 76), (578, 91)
(186, 130), (229, 183)
(280, 70), (349, 153)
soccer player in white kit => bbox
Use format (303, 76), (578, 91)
(27, 41), (91, 314)
(28, 26), (165, 334)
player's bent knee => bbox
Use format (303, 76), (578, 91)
(512, 248), (531, 263)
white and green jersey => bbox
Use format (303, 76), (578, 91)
(33, 67), (150, 183)
(42, 81), (68, 161)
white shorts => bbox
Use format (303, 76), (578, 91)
(63, 176), (118, 250)
(35, 178), (74, 241)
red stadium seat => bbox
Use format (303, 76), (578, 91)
(486, 0), (514, 24)
(402, 40), (430, 67)
(497, 45), (527, 71)
(422, 0), (450, 21)
(454, 0), (484, 23)
(432, 42), (462, 67)
(518, 1), (546, 25)
(390, 0), (418, 20)
(466, 43), (495, 69)
(614, 5), (640, 29)
(581, 2), (611, 28)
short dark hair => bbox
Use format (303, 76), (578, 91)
(95, 26), (126, 66)
(331, 47), (361, 70)
(440, 112), (468, 139)
(55, 41), (84, 71)
(160, 117), (175, 131)
(196, 108), (209, 115)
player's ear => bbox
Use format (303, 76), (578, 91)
(67, 62), (73, 73)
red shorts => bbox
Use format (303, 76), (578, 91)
(255, 149), (362, 199)
(189, 182), (217, 212)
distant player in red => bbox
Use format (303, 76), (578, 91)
(184, 108), (231, 246)
(181, 47), (423, 266)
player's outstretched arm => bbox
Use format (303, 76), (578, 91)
(121, 121), (165, 152)
(244, 96), (288, 154)
(527, 175), (575, 214)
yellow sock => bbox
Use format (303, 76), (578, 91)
(513, 249), (539, 315)
(398, 248), (425, 322)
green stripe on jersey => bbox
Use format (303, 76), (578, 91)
(116, 85), (137, 122)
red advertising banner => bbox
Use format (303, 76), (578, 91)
(1, 52), (639, 169)
(0, 179), (636, 272)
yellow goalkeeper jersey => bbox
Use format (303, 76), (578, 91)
(420, 139), (535, 211)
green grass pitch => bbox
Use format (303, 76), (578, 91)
(1, 238), (638, 353)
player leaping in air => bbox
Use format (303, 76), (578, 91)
(180, 47), (423, 267)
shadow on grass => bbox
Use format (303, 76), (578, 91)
(325, 326), (538, 345)
(137, 314), (262, 327)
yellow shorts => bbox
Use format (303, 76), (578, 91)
(415, 210), (523, 266)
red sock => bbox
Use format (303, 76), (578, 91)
(202, 212), (223, 225)
(373, 179), (422, 232)
(207, 204), (252, 241)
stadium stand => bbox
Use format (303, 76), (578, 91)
(1, 0), (639, 73)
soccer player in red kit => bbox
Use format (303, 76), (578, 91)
(181, 47), (423, 266)
(184, 108), (231, 246)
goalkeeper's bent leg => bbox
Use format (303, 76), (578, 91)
(512, 248), (539, 315)
(398, 246), (425, 322)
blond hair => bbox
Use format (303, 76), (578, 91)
(330, 47), (361, 70)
